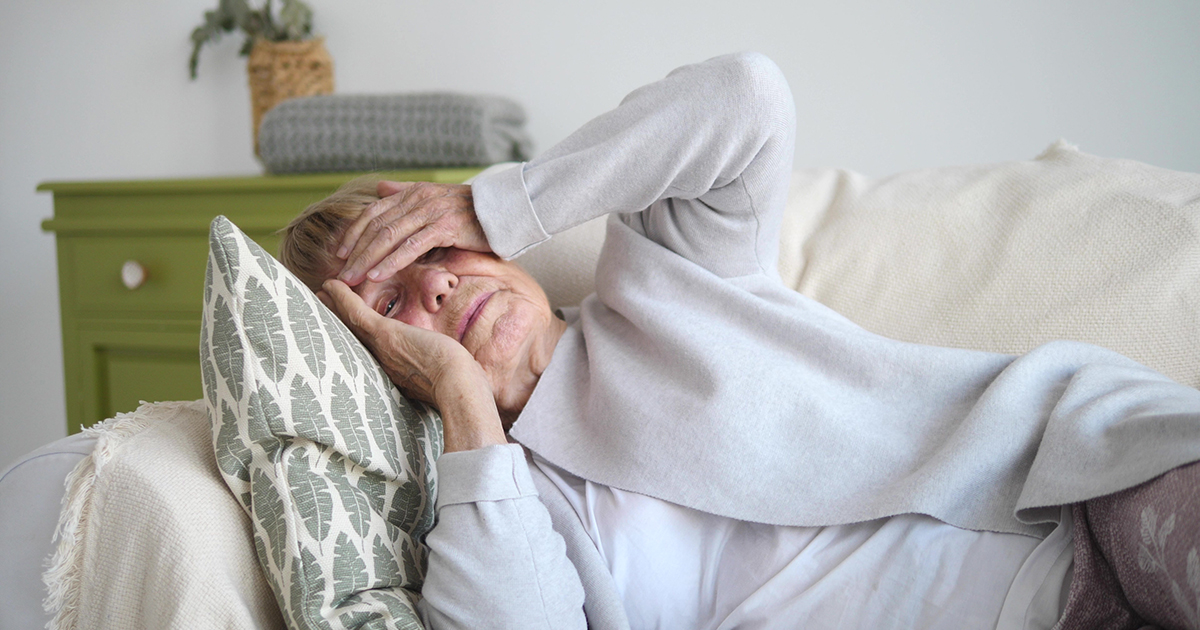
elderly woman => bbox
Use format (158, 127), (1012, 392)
(280, 53), (1200, 629)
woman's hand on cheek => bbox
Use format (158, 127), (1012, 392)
(336, 181), (491, 286)
(321, 280), (507, 452)
(320, 279), (472, 402)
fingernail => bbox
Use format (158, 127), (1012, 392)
(336, 246), (349, 259)
(367, 269), (381, 281)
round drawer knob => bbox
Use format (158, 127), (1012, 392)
(121, 260), (147, 290)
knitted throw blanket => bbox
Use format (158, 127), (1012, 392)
(43, 401), (282, 630)
(258, 93), (534, 173)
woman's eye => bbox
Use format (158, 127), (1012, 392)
(383, 297), (398, 316)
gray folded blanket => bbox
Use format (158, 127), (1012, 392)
(258, 93), (534, 173)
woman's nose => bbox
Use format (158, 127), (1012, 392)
(419, 268), (457, 313)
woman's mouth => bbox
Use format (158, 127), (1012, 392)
(458, 292), (494, 342)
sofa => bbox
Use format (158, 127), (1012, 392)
(2, 141), (1198, 629)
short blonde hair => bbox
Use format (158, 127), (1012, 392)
(278, 176), (382, 291)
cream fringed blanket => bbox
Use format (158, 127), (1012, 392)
(43, 401), (282, 630)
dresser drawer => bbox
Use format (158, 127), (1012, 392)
(66, 233), (282, 314)
(68, 235), (210, 313)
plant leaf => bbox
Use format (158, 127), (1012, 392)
(244, 276), (289, 382)
(331, 372), (372, 464)
(287, 447), (334, 543)
(211, 295), (245, 402)
(252, 467), (290, 574)
(363, 375), (402, 474)
(1171, 581), (1192, 620)
(372, 533), (401, 583)
(215, 399), (251, 483)
(1188, 548), (1200, 593)
(1142, 506), (1158, 549)
(1138, 544), (1156, 573)
(292, 547), (329, 629)
(249, 383), (287, 455)
(338, 610), (380, 628)
(328, 454), (372, 539)
(317, 306), (360, 378)
(332, 531), (370, 597)
(389, 479), (424, 535)
(279, 0), (314, 40)
(401, 541), (422, 583)
(371, 590), (422, 629)
(1161, 512), (1177, 549)
(357, 473), (386, 514)
(220, 0), (251, 29)
(249, 240), (279, 281)
(290, 374), (334, 445)
(287, 280), (326, 379)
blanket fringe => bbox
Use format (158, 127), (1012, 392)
(41, 400), (204, 630)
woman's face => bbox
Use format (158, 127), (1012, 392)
(343, 247), (561, 416)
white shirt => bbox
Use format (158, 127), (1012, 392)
(535, 455), (1073, 630)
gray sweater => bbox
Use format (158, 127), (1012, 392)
(418, 52), (1200, 629)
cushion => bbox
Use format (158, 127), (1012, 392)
(780, 140), (1200, 389)
(1082, 461), (1200, 628)
(1055, 461), (1200, 629)
(200, 216), (442, 629)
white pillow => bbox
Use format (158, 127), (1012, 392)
(785, 141), (1200, 388)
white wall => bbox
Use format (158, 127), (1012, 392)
(2, 0), (1197, 469)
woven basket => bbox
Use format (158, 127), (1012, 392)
(247, 38), (334, 155)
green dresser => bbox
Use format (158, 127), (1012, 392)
(40, 169), (480, 435)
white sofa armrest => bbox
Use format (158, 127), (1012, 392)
(0, 432), (97, 629)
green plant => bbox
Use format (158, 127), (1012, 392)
(189, 0), (315, 79)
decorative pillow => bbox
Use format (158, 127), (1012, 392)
(1078, 460), (1200, 628)
(200, 216), (442, 630)
(782, 141), (1200, 389)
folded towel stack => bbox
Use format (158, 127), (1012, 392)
(258, 93), (534, 174)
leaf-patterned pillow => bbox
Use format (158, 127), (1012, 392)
(200, 216), (443, 630)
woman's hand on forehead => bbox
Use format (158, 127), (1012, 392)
(337, 181), (492, 286)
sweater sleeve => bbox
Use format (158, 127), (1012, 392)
(417, 443), (587, 630)
(471, 51), (795, 279)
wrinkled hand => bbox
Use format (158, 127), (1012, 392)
(321, 279), (506, 452)
(337, 181), (490, 286)
(320, 279), (474, 403)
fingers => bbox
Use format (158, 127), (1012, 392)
(337, 183), (477, 286)
(336, 183), (415, 261)
(320, 279), (380, 338)
(338, 184), (434, 285)
(364, 224), (451, 284)
(335, 181), (423, 261)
